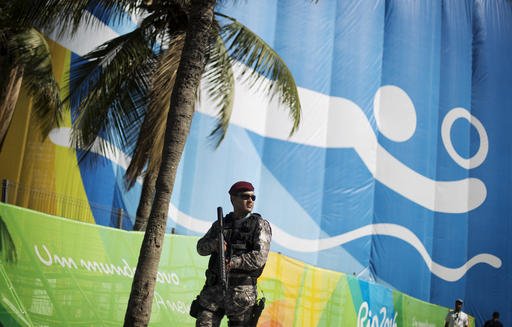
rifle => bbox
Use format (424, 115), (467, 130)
(189, 207), (227, 319)
(248, 297), (265, 327)
(217, 206), (228, 295)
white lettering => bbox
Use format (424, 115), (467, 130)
(157, 271), (180, 286)
(33, 245), (180, 285)
(153, 292), (187, 313)
(122, 259), (135, 277)
(106, 263), (124, 276)
(371, 315), (379, 327)
(171, 272), (180, 285)
(358, 302), (398, 327)
(412, 317), (435, 327)
(34, 245), (77, 269)
(53, 255), (78, 269)
(154, 292), (165, 309)
(100, 263), (113, 274)
(357, 301), (369, 327)
(34, 245), (53, 266)
(80, 259), (102, 272)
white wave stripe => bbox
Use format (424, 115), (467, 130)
(44, 12), (487, 214)
(198, 81), (486, 213)
(271, 223), (501, 282)
(49, 127), (132, 172)
(49, 127), (499, 281)
(50, 127), (220, 233)
(43, 16), (495, 281)
(163, 203), (501, 282)
(168, 203), (211, 233)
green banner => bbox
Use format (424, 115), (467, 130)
(0, 204), (472, 326)
(0, 203), (204, 326)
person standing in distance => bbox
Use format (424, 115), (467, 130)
(484, 312), (503, 327)
(191, 181), (272, 327)
(444, 299), (469, 327)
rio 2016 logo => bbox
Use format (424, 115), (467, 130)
(357, 301), (397, 327)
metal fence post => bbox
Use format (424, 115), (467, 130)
(117, 208), (124, 229)
(1, 179), (8, 203)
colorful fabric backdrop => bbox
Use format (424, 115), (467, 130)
(0, 0), (510, 325)
(0, 203), (470, 326)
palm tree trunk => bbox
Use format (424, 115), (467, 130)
(132, 169), (157, 231)
(123, 0), (216, 325)
(0, 63), (24, 151)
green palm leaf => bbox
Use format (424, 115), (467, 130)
(125, 33), (186, 188)
(217, 13), (301, 135)
(68, 27), (157, 157)
(203, 32), (235, 147)
(17, 0), (141, 37)
(8, 28), (62, 137)
(0, 216), (17, 264)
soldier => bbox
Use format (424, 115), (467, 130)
(190, 181), (272, 327)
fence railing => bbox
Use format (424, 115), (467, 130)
(1, 179), (129, 229)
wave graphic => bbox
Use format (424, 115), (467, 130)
(49, 127), (501, 282)
(168, 203), (501, 282)
(271, 223), (502, 282)
(47, 14), (486, 214)
(198, 83), (487, 213)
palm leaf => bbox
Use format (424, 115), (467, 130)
(125, 33), (185, 188)
(17, 0), (141, 37)
(0, 27), (10, 44)
(68, 26), (156, 158)
(0, 216), (17, 264)
(217, 13), (301, 135)
(8, 28), (62, 137)
(203, 32), (235, 147)
(0, 64), (23, 151)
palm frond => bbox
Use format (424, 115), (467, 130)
(0, 30), (8, 45)
(217, 13), (301, 135)
(0, 64), (23, 151)
(125, 33), (185, 188)
(8, 28), (62, 137)
(0, 216), (17, 264)
(68, 27), (156, 158)
(203, 33), (234, 147)
(17, 0), (140, 37)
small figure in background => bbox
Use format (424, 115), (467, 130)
(444, 299), (469, 327)
(484, 312), (503, 327)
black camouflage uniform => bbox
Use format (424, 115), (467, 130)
(194, 211), (272, 327)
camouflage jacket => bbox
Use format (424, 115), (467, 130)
(197, 212), (272, 279)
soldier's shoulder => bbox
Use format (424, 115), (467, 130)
(251, 212), (266, 222)
(207, 220), (221, 231)
(251, 213), (271, 228)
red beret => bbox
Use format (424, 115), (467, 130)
(229, 181), (254, 195)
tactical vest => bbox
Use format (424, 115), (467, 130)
(206, 213), (265, 283)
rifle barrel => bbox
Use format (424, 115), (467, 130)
(217, 207), (227, 293)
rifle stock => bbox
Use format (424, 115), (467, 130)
(217, 207), (227, 294)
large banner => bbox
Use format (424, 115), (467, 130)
(0, 203), (467, 326)
(0, 0), (511, 325)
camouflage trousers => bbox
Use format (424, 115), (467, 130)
(195, 283), (257, 327)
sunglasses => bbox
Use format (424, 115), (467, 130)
(236, 193), (256, 201)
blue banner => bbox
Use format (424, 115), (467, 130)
(31, 0), (512, 325)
